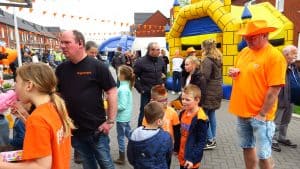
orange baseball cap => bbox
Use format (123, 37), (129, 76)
(237, 20), (277, 36)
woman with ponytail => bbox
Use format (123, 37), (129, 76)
(0, 63), (75, 169)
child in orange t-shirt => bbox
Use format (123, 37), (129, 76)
(174, 84), (208, 169)
(0, 63), (75, 169)
(142, 85), (180, 140)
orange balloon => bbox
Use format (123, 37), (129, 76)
(0, 47), (17, 64)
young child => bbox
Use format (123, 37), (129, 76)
(114, 65), (135, 164)
(127, 101), (172, 169)
(0, 63), (75, 169)
(174, 84), (208, 169)
(142, 85), (180, 168)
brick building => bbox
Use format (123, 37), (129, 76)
(0, 8), (60, 50)
(232, 0), (300, 48)
(132, 10), (169, 37)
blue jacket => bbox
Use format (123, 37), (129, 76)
(174, 109), (208, 164)
(9, 118), (25, 149)
(127, 128), (172, 169)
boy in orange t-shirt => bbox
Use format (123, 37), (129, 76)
(0, 63), (75, 169)
(174, 84), (208, 169)
(142, 85), (180, 141)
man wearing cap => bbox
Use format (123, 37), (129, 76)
(228, 20), (287, 169)
(272, 45), (298, 152)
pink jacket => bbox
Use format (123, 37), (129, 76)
(0, 90), (17, 113)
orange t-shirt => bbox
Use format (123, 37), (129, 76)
(22, 102), (71, 169)
(142, 106), (180, 140)
(229, 44), (287, 121)
(178, 108), (207, 168)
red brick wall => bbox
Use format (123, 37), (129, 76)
(233, 0), (300, 46)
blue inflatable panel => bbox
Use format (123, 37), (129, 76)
(99, 35), (135, 52)
(181, 16), (221, 37)
(222, 85), (232, 100)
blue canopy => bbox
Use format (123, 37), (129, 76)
(98, 35), (135, 52)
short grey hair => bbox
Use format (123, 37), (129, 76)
(282, 45), (297, 56)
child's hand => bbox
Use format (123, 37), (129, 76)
(184, 160), (193, 169)
(11, 101), (30, 123)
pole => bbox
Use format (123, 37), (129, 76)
(13, 7), (22, 67)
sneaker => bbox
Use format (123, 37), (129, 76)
(204, 140), (216, 150)
(171, 91), (176, 94)
(271, 143), (281, 152)
(278, 139), (297, 148)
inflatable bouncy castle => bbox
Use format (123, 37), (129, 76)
(167, 0), (293, 84)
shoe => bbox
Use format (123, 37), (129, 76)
(271, 143), (281, 152)
(114, 151), (125, 165)
(204, 140), (216, 150)
(171, 91), (176, 94)
(278, 139), (297, 148)
(74, 150), (82, 164)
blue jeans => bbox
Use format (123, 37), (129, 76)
(72, 132), (115, 169)
(116, 122), (131, 152)
(172, 71), (182, 92)
(237, 117), (275, 159)
(204, 109), (216, 141)
(138, 92), (151, 126)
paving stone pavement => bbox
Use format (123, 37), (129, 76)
(71, 89), (300, 169)
(71, 66), (300, 169)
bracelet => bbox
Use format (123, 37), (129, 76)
(106, 119), (115, 124)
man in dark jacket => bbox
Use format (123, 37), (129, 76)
(272, 45), (298, 152)
(111, 46), (125, 71)
(134, 42), (166, 126)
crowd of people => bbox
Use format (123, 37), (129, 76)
(0, 19), (299, 169)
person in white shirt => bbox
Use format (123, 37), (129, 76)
(172, 49), (183, 94)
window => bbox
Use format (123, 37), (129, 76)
(1, 27), (4, 38)
(276, 0), (284, 12)
(10, 29), (14, 40)
(298, 33), (300, 59)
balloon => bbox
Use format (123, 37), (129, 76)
(0, 47), (17, 65)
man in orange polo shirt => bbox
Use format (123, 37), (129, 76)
(229, 20), (287, 169)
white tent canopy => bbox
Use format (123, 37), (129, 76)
(132, 37), (167, 56)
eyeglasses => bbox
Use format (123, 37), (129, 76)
(151, 48), (160, 51)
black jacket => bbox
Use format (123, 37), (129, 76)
(134, 55), (166, 94)
(181, 68), (206, 105)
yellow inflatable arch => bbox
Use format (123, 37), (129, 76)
(167, 0), (293, 84)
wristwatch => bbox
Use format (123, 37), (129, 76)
(106, 119), (115, 124)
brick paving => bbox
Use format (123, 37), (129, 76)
(71, 89), (300, 169)
(71, 66), (300, 169)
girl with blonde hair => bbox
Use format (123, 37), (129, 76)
(0, 63), (75, 169)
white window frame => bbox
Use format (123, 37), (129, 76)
(1, 27), (4, 38)
(298, 33), (300, 60)
(276, 0), (284, 12)
(10, 29), (14, 40)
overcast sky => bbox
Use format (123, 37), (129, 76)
(1, 0), (175, 41)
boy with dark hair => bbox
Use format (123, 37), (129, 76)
(127, 101), (172, 169)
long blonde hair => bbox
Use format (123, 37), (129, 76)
(17, 63), (75, 136)
(202, 39), (222, 60)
